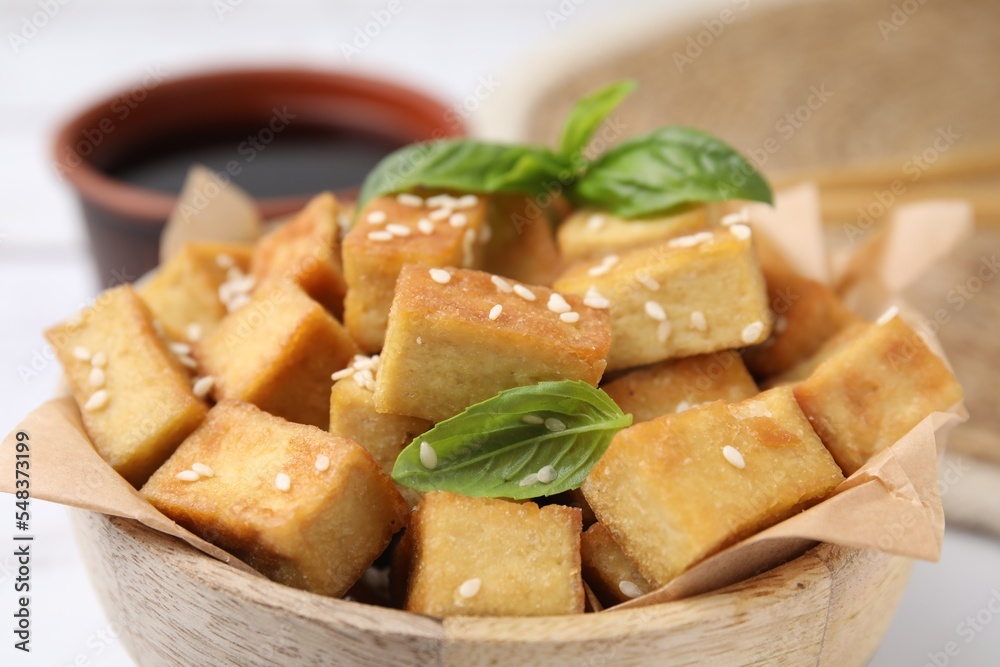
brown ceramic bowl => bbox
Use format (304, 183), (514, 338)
(52, 67), (466, 285)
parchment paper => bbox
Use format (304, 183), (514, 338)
(0, 178), (971, 607)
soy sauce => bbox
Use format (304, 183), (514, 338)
(104, 122), (403, 198)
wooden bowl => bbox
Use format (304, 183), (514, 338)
(70, 509), (911, 666)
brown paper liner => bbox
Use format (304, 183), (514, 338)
(0, 176), (971, 608)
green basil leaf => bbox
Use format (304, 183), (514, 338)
(571, 126), (773, 217)
(355, 139), (570, 217)
(392, 380), (632, 500)
(558, 79), (636, 159)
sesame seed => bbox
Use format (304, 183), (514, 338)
(560, 311), (580, 323)
(547, 293), (572, 314)
(417, 219), (435, 235)
(386, 223), (411, 237)
(454, 194), (479, 209)
(367, 210), (387, 224)
(513, 285), (536, 301)
(588, 254), (619, 276)
(90, 351), (107, 368)
(449, 213), (468, 228)
(636, 273), (660, 291)
(644, 301), (667, 322)
(419, 441), (438, 469)
(774, 315), (788, 334)
(331, 367), (355, 381)
(175, 470), (200, 482)
(429, 207), (452, 221)
(275, 473), (291, 492)
(427, 194), (457, 208)
(458, 578), (481, 598)
(192, 462), (215, 478)
(397, 193), (424, 207)
(544, 417), (566, 432)
(489, 304), (503, 320)
(675, 400), (691, 413)
(367, 230), (393, 242)
(657, 320), (672, 343)
(192, 376), (215, 398)
(729, 224), (752, 240)
(315, 454), (330, 472)
(491, 275), (514, 293)
(522, 415), (544, 425)
(88, 367), (105, 388)
(723, 445), (746, 469)
(429, 268), (451, 284)
(537, 465), (558, 483)
(721, 209), (749, 226)
(215, 253), (235, 268)
(84, 390), (109, 412)
(364, 378), (376, 392)
(176, 354), (198, 370)
(169, 342), (192, 356)
(619, 581), (644, 599)
(226, 293), (251, 312)
(877, 306), (899, 326)
(586, 214), (606, 230)
(519, 473), (540, 487)
(741, 321), (765, 344)
(690, 311), (707, 332)
(416, 336), (423, 345)
(669, 231), (715, 248)
(72, 346), (91, 361)
(583, 286), (611, 309)
(186, 323), (203, 342)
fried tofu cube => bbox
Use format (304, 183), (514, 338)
(141, 401), (408, 597)
(554, 227), (770, 371)
(329, 372), (430, 506)
(375, 265), (611, 422)
(743, 266), (862, 379)
(251, 192), (347, 317)
(602, 351), (758, 423)
(45, 285), (207, 486)
(767, 321), (870, 387)
(196, 281), (359, 429)
(343, 194), (489, 352)
(582, 387), (844, 588)
(556, 206), (708, 263)
(793, 316), (964, 475)
(140, 242), (253, 341)
(484, 195), (564, 286)
(581, 522), (652, 608)
(402, 492), (584, 617)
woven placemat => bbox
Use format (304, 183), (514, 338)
(480, 0), (1000, 537)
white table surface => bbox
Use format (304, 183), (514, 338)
(1, 1), (998, 665)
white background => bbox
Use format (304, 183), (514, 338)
(1, 1), (998, 665)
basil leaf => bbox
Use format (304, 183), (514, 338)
(558, 79), (636, 159)
(392, 380), (631, 500)
(355, 139), (570, 216)
(570, 126), (773, 218)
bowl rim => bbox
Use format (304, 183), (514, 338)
(51, 66), (466, 224)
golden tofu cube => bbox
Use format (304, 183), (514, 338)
(375, 265), (611, 422)
(484, 195), (564, 286)
(45, 285), (207, 486)
(140, 242), (253, 341)
(793, 316), (964, 475)
(329, 373), (430, 506)
(554, 227), (771, 371)
(557, 206), (708, 263)
(767, 321), (870, 387)
(196, 281), (359, 429)
(581, 522), (652, 608)
(343, 195), (489, 352)
(602, 351), (758, 423)
(251, 192), (347, 317)
(141, 400), (408, 597)
(582, 387), (844, 588)
(743, 265), (861, 379)
(402, 492), (584, 617)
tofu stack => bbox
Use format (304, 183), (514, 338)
(45, 190), (962, 615)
